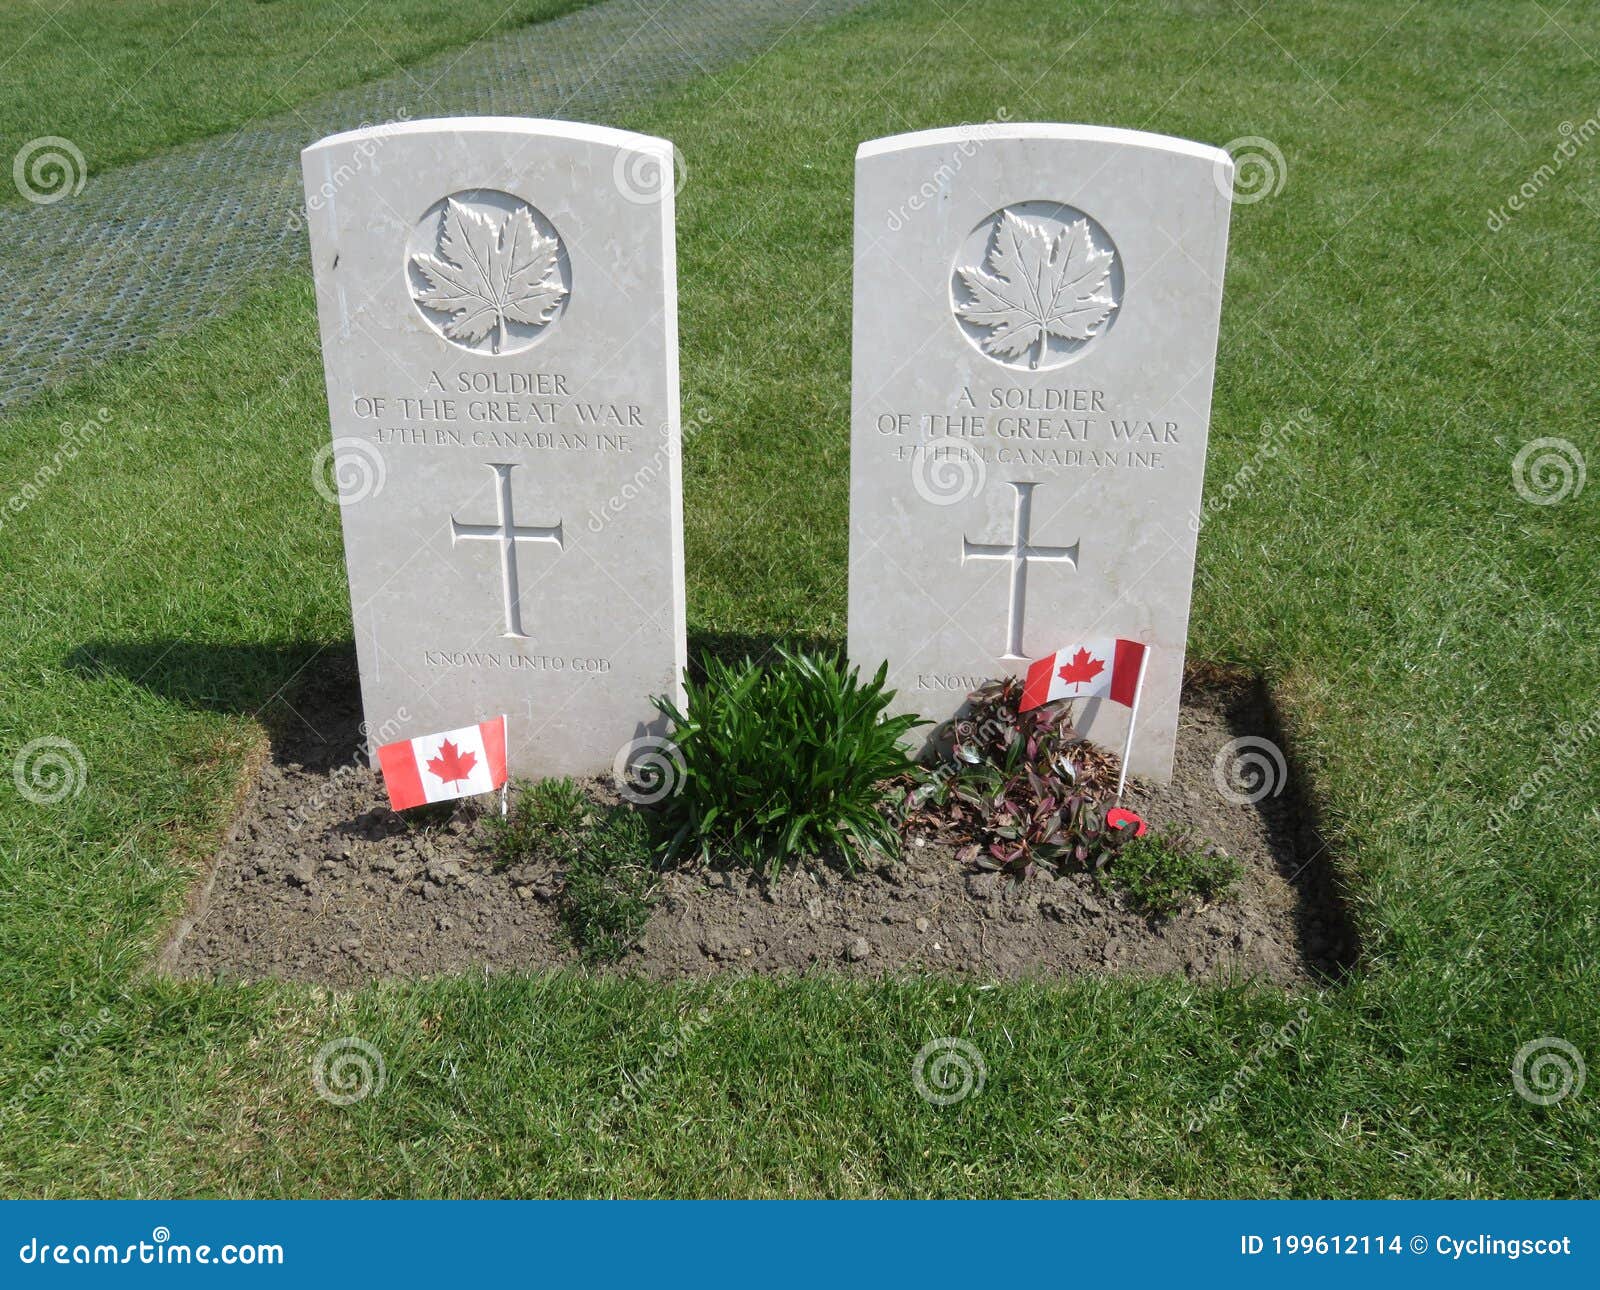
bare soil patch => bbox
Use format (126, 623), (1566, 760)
(162, 653), (1352, 987)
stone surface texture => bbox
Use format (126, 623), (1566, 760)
(304, 117), (684, 777)
(849, 124), (1233, 781)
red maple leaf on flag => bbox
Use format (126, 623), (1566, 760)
(1057, 647), (1106, 688)
(425, 738), (477, 785)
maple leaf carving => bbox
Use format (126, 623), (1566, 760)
(411, 199), (567, 353)
(1056, 647), (1106, 688)
(425, 738), (477, 786)
(956, 210), (1117, 368)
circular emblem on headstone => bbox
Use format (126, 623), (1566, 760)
(951, 200), (1122, 371)
(407, 189), (570, 356)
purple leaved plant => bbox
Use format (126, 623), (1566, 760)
(901, 677), (1139, 879)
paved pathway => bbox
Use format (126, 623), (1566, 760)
(0, 0), (869, 414)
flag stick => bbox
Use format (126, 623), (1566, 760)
(499, 714), (509, 818)
(1115, 646), (1151, 804)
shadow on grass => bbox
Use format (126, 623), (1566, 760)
(1183, 661), (1360, 984)
(70, 631), (848, 709)
(685, 627), (843, 680)
(68, 632), (850, 770)
(65, 638), (362, 773)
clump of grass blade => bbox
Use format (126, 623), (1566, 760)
(1105, 830), (1241, 917)
(486, 777), (658, 962)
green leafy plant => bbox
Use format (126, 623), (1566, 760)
(654, 649), (924, 876)
(486, 777), (658, 962)
(1104, 831), (1241, 917)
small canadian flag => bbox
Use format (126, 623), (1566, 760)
(1019, 638), (1151, 801)
(1020, 637), (1148, 712)
(376, 717), (508, 812)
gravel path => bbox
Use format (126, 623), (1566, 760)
(0, 0), (871, 413)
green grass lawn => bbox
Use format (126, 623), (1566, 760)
(0, 0), (592, 186)
(1, 0), (1597, 1196)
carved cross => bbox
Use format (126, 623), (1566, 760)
(962, 480), (1078, 660)
(451, 462), (563, 639)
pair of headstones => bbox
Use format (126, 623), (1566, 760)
(303, 118), (1231, 787)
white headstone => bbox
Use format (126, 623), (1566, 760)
(848, 125), (1233, 781)
(303, 118), (685, 778)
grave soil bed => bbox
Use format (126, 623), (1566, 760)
(162, 655), (1352, 988)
